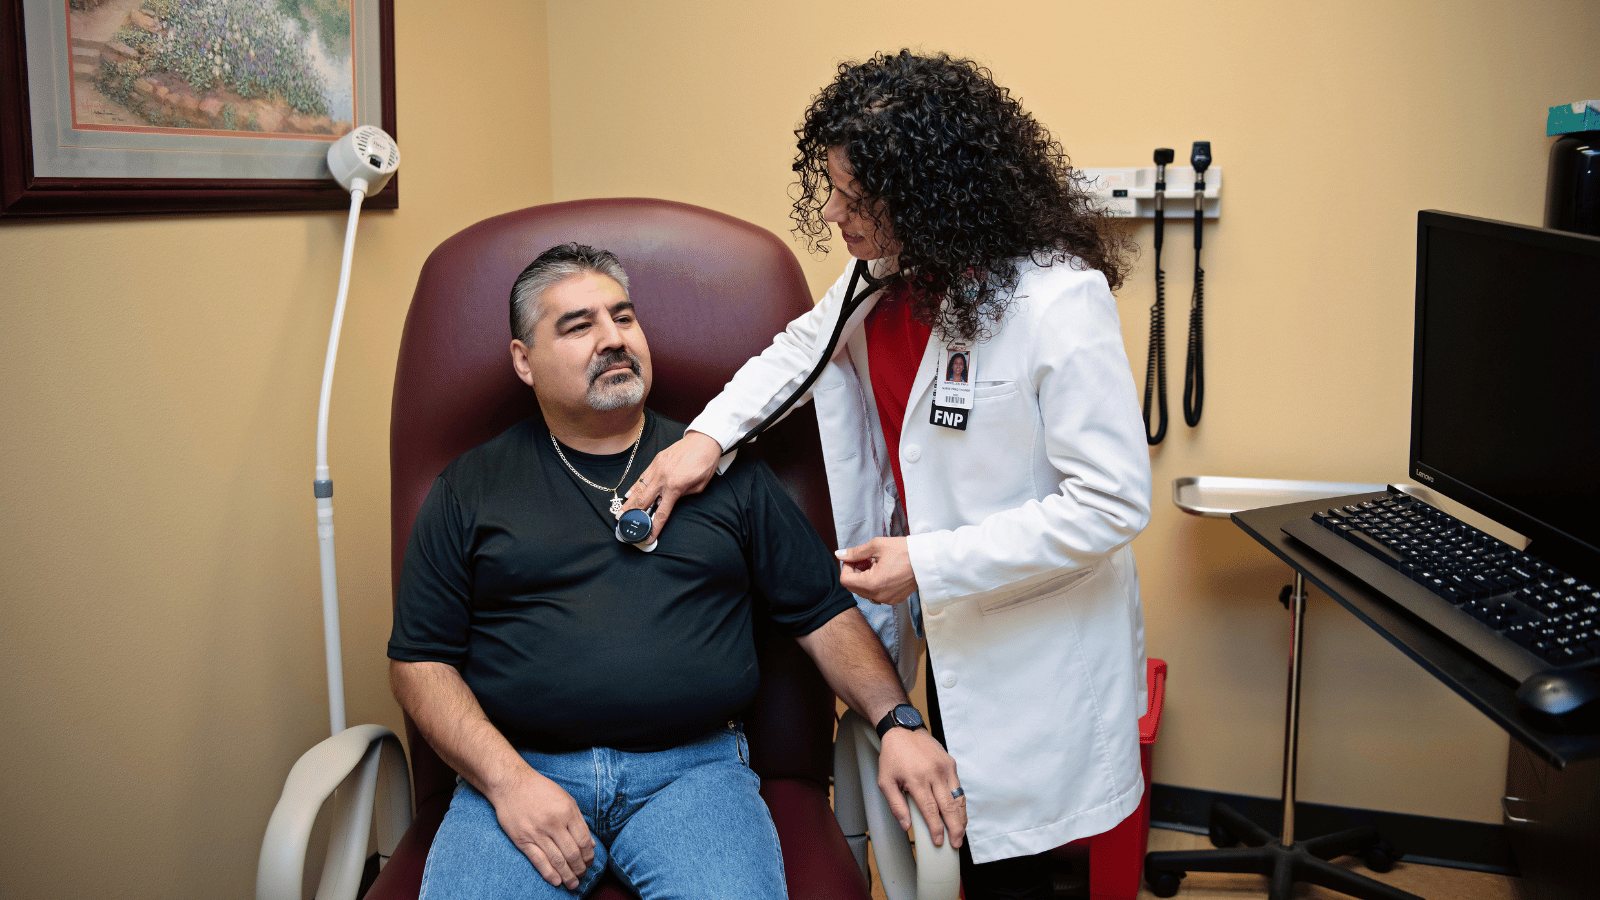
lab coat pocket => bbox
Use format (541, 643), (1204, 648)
(973, 380), (1018, 400)
(976, 563), (1103, 617)
(965, 380), (1034, 449)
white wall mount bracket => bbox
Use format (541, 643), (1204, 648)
(1081, 166), (1223, 219)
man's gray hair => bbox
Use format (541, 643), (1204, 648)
(509, 243), (631, 343)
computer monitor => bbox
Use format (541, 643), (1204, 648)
(1411, 211), (1600, 579)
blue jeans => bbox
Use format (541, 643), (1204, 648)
(419, 725), (787, 899)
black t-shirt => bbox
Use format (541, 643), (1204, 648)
(388, 411), (854, 752)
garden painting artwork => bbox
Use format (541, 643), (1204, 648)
(2, 0), (392, 216)
(68, 0), (356, 139)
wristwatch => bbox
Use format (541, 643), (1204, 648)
(875, 703), (925, 738)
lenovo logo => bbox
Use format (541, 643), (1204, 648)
(1415, 470), (1434, 483)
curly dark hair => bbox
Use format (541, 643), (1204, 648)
(793, 50), (1133, 342)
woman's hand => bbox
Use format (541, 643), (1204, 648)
(618, 430), (724, 544)
(836, 537), (918, 604)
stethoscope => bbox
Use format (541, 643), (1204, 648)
(617, 259), (887, 548)
(725, 259), (888, 455)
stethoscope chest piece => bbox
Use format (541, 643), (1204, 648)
(616, 507), (657, 552)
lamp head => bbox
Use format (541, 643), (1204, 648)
(327, 125), (399, 195)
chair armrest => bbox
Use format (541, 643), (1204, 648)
(832, 710), (960, 900)
(258, 724), (412, 900)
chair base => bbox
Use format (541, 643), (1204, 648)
(1142, 802), (1420, 900)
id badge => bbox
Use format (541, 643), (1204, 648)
(930, 346), (974, 431)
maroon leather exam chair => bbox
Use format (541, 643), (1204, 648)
(364, 198), (871, 900)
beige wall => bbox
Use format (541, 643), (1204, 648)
(0, 3), (552, 898)
(2, 2), (1596, 898)
(547, 0), (1599, 824)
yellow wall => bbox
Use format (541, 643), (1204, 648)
(2, 2), (1597, 897)
(0, 3), (551, 897)
(547, 0), (1599, 824)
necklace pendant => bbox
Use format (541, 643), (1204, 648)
(609, 496), (624, 516)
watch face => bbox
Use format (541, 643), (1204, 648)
(894, 705), (923, 729)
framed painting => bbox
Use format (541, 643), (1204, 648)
(0, 0), (396, 218)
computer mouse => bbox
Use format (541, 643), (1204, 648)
(1515, 667), (1600, 720)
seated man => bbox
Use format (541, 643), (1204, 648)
(389, 243), (965, 899)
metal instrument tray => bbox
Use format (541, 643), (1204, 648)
(1172, 476), (1387, 518)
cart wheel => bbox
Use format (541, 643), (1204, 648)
(1145, 869), (1183, 898)
(1209, 819), (1238, 848)
(1362, 839), (1401, 873)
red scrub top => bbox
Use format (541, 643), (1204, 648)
(864, 282), (933, 506)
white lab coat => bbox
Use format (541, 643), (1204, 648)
(690, 256), (1152, 864)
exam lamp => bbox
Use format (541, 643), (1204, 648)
(314, 125), (399, 736)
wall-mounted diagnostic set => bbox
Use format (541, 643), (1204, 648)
(1084, 144), (1216, 445)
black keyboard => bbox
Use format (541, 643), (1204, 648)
(1282, 492), (1600, 683)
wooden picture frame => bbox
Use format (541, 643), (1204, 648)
(0, 0), (396, 219)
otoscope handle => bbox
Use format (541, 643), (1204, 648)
(1153, 147), (1173, 241)
(1191, 142), (1211, 247)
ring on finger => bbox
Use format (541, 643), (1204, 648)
(950, 786), (965, 800)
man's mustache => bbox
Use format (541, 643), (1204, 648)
(587, 350), (641, 385)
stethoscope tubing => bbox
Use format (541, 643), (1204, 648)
(725, 259), (886, 455)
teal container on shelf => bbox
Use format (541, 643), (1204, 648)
(1548, 100), (1600, 136)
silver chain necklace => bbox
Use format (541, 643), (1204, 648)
(548, 425), (642, 516)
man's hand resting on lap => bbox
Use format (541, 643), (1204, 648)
(489, 767), (596, 890)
